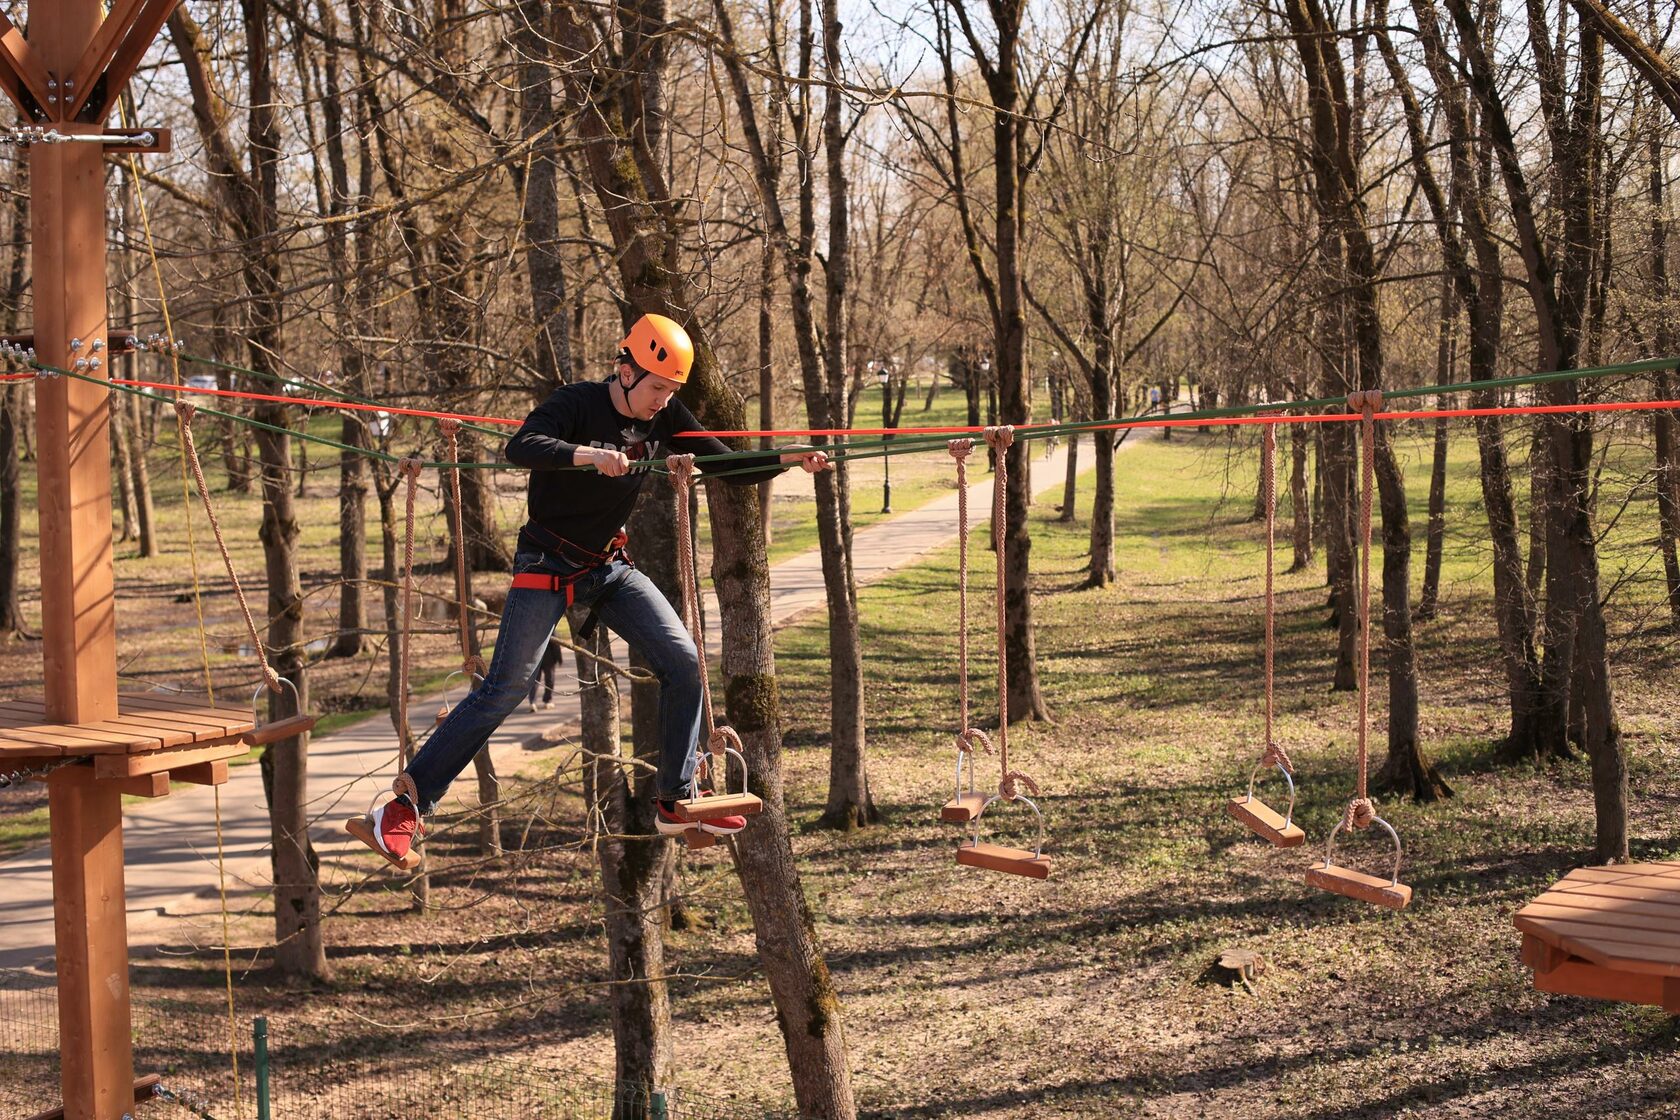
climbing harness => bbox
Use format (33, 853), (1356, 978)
(1303, 391), (1412, 910)
(665, 454), (763, 829)
(954, 427), (1051, 879)
(941, 438), (992, 823)
(1226, 419), (1306, 848)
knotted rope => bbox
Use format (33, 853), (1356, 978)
(949, 439), (993, 761)
(983, 426), (1036, 802)
(1258, 420), (1293, 776)
(1344, 390), (1381, 832)
(439, 419), (487, 680)
(173, 400), (281, 696)
(392, 455), (425, 807)
(667, 455), (743, 779)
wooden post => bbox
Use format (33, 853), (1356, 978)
(32, 1), (117, 726)
(46, 772), (134, 1120)
(30, 3), (128, 1117)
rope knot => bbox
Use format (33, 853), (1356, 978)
(391, 772), (419, 804)
(707, 725), (742, 758)
(999, 769), (1038, 802)
(174, 399), (197, 424)
(399, 454), (424, 479)
(984, 424), (1015, 451)
(464, 654), (488, 680)
(947, 438), (974, 463)
(667, 453), (696, 483)
(1344, 797), (1376, 831)
(1258, 740), (1293, 775)
(259, 665), (283, 694)
(437, 417), (462, 437)
(956, 727), (993, 756)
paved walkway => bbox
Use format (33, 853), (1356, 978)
(0, 433), (1140, 969)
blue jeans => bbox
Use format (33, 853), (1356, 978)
(404, 549), (703, 814)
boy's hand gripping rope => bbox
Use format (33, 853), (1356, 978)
(983, 427), (1036, 802)
(666, 455), (744, 776)
(949, 439), (993, 762)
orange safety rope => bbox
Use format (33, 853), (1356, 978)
(118, 375), (521, 427)
(1258, 421), (1292, 775)
(392, 457), (425, 806)
(983, 426), (1036, 802)
(1346, 392), (1380, 832)
(438, 419), (487, 679)
(949, 439), (991, 761)
(173, 400), (282, 695)
(666, 454), (744, 773)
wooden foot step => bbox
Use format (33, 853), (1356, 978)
(956, 841), (1052, 879)
(941, 792), (988, 823)
(673, 792), (763, 822)
(682, 828), (717, 850)
(1305, 862), (1411, 910)
(1226, 796), (1305, 847)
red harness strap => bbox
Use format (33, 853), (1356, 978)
(508, 530), (632, 611)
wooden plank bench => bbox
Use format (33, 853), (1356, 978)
(1515, 862), (1680, 1013)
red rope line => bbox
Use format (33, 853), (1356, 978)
(114, 376), (523, 427)
(7, 367), (1678, 442)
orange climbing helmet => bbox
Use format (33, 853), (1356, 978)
(619, 313), (694, 384)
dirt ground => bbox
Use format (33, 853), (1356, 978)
(5, 428), (1680, 1118)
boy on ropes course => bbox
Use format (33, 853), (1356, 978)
(352, 313), (829, 865)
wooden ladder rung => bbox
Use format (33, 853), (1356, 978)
(673, 792), (762, 822)
(1305, 862), (1411, 910)
(243, 713), (317, 746)
(956, 841), (1052, 879)
(682, 828), (717, 850)
(1225, 796), (1305, 847)
(344, 816), (423, 870)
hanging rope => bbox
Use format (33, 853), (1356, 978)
(949, 439), (992, 761)
(439, 419), (488, 680)
(1345, 391), (1381, 832)
(666, 454), (744, 776)
(173, 400), (281, 695)
(392, 456), (424, 807)
(983, 426), (1035, 802)
(1258, 420), (1292, 776)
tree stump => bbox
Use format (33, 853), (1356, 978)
(1212, 948), (1265, 993)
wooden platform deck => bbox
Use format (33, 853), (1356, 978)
(1514, 862), (1680, 1013)
(0, 694), (255, 790)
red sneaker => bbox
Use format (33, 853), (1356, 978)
(656, 799), (746, 838)
(346, 797), (422, 868)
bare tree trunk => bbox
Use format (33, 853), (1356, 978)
(1060, 432), (1078, 522)
(111, 396), (138, 543)
(553, 4), (856, 1102)
(572, 613), (672, 1120)
(516, 0), (570, 389)
(758, 238), (775, 545)
(0, 388), (22, 639)
(712, 0), (874, 829)
(1087, 375), (1116, 586)
(1287, 421), (1312, 572)
(173, 0), (328, 978)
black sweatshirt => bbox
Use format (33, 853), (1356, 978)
(503, 380), (786, 560)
